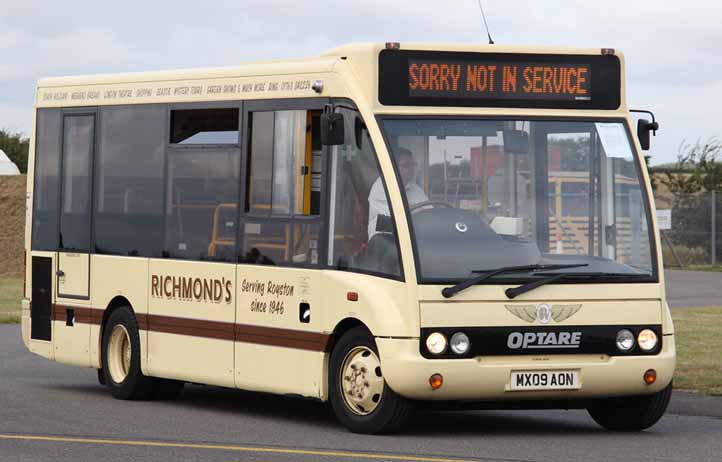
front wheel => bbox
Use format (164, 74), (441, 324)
(587, 382), (672, 431)
(328, 327), (413, 434)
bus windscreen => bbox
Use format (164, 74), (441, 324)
(379, 50), (620, 109)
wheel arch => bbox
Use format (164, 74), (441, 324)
(97, 296), (146, 373)
(321, 317), (374, 401)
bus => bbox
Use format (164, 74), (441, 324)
(21, 42), (674, 434)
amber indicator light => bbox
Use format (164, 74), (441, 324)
(429, 373), (444, 390)
(347, 292), (358, 302)
(643, 369), (657, 385)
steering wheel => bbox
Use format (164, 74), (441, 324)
(409, 200), (453, 213)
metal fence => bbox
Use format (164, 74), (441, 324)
(655, 191), (722, 267)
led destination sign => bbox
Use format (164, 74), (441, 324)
(408, 60), (591, 101)
(379, 50), (621, 109)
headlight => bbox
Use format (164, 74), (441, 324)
(616, 329), (635, 352)
(425, 332), (447, 355)
(637, 329), (658, 351)
(450, 332), (471, 355)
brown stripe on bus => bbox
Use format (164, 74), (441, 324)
(48, 305), (331, 352)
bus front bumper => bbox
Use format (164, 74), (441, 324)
(376, 335), (675, 401)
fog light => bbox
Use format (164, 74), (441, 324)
(450, 332), (471, 355)
(616, 329), (635, 352)
(429, 373), (443, 390)
(425, 332), (447, 355)
(644, 369), (657, 385)
(637, 329), (658, 351)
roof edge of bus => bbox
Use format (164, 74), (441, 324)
(321, 42), (624, 58)
(36, 56), (341, 88)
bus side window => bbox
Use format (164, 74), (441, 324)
(242, 110), (322, 266)
(326, 109), (401, 278)
(32, 109), (62, 251)
(164, 107), (240, 262)
(95, 105), (166, 257)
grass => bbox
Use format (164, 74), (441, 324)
(672, 307), (722, 395)
(0, 275), (719, 395)
(0, 277), (21, 323)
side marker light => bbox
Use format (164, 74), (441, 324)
(644, 369), (657, 385)
(429, 373), (443, 390)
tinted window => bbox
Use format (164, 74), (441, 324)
(95, 105), (166, 256)
(165, 147), (240, 261)
(32, 109), (62, 251)
(60, 115), (94, 251)
(241, 221), (320, 265)
(170, 108), (239, 144)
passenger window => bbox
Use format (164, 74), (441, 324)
(241, 222), (321, 265)
(165, 107), (240, 262)
(95, 105), (165, 257)
(32, 109), (62, 251)
(242, 109), (322, 266)
(60, 115), (94, 252)
(327, 109), (401, 278)
(170, 108), (239, 145)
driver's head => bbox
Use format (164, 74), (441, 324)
(395, 148), (416, 186)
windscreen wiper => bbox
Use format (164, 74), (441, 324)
(505, 272), (652, 299)
(441, 263), (589, 298)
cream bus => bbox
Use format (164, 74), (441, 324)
(22, 42), (674, 434)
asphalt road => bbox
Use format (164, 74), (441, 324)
(665, 270), (722, 308)
(1, 325), (721, 462)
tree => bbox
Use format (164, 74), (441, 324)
(0, 129), (29, 173)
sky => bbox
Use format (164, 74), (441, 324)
(1, 0), (720, 165)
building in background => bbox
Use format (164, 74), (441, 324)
(0, 149), (21, 175)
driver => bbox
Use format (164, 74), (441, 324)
(368, 147), (428, 238)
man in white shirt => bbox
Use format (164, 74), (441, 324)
(367, 148), (428, 238)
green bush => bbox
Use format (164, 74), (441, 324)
(662, 244), (709, 267)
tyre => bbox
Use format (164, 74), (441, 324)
(329, 326), (413, 434)
(587, 382), (673, 431)
(101, 307), (154, 400)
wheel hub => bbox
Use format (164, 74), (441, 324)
(340, 346), (384, 415)
(107, 325), (131, 384)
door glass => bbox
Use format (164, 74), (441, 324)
(60, 115), (94, 251)
(327, 109), (401, 277)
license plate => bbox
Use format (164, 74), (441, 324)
(509, 370), (580, 391)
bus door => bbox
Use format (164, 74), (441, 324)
(235, 103), (327, 398)
(54, 111), (96, 367)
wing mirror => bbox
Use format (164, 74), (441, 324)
(630, 109), (659, 151)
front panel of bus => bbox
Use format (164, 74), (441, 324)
(369, 48), (673, 401)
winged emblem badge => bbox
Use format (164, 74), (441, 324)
(505, 303), (582, 324)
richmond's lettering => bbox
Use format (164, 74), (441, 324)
(151, 275), (232, 304)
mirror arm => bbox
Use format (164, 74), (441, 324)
(630, 109), (660, 136)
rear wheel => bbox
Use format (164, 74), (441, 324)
(101, 307), (154, 400)
(587, 382), (672, 431)
(329, 327), (413, 434)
